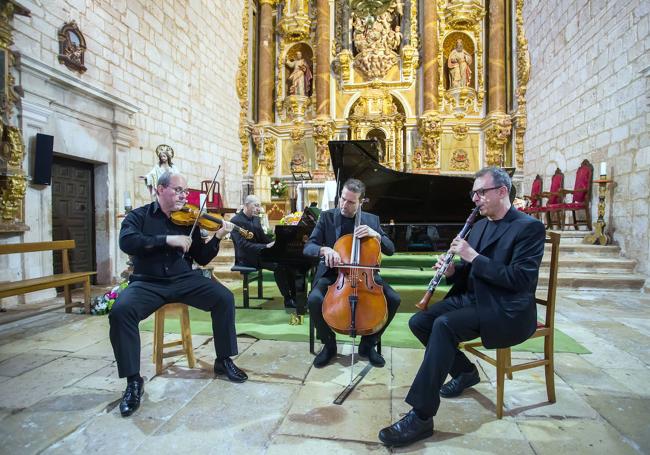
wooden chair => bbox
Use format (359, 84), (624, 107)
(152, 303), (196, 375)
(462, 232), (560, 418)
(546, 160), (593, 230)
(521, 174), (543, 219)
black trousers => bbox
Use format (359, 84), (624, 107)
(405, 294), (480, 417)
(307, 273), (401, 347)
(109, 272), (238, 378)
(259, 261), (296, 299)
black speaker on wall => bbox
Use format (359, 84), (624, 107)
(33, 133), (54, 185)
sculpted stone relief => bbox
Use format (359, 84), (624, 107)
(352, 7), (403, 79)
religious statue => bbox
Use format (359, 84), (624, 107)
(448, 39), (473, 89)
(285, 51), (313, 97)
(145, 145), (177, 199)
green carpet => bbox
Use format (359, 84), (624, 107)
(140, 277), (590, 354)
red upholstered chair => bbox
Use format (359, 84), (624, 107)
(546, 160), (593, 230)
(521, 174), (543, 219)
(201, 180), (224, 211)
(535, 168), (565, 229)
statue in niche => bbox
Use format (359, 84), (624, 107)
(145, 145), (177, 199)
(448, 39), (473, 89)
(285, 51), (313, 97)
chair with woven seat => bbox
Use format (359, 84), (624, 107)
(152, 303), (196, 375)
(462, 231), (560, 419)
(520, 174), (543, 219)
(546, 159), (593, 230)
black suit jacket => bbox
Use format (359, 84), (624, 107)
(230, 212), (272, 267)
(303, 208), (395, 282)
(446, 207), (546, 349)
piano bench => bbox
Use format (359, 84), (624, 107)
(308, 315), (382, 356)
(230, 265), (265, 309)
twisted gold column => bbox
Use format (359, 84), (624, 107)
(422, 0), (439, 112)
(314, 0), (333, 171)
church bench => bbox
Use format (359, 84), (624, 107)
(0, 240), (96, 314)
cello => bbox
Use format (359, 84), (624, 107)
(322, 200), (388, 339)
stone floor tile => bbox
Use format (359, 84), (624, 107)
(67, 337), (116, 359)
(601, 368), (650, 397)
(137, 380), (299, 454)
(580, 390), (650, 453)
(517, 419), (638, 455)
(306, 342), (392, 388)
(44, 377), (212, 454)
(0, 386), (115, 455)
(0, 356), (111, 410)
(615, 317), (650, 336)
(390, 346), (424, 389)
(233, 339), (313, 384)
(278, 380), (391, 443)
(266, 434), (389, 454)
(553, 352), (633, 394)
(0, 349), (65, 377)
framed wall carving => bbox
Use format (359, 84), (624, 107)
(57, 21), (87, 73)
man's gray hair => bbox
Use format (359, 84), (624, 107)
(244, 194), (260, 205)
(343, 178), (366, 198)
(475, 167), (512, 192)
(157, 171), (174, 187)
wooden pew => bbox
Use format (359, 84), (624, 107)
(0, 240), (96, 315)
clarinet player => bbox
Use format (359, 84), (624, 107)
(378, 167), (546, 447)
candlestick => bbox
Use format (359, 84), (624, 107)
(584, 178), (612, 246)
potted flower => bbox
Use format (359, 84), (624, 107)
(271, 179), (288, 199)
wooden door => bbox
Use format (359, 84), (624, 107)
(51, 157), (95, 280)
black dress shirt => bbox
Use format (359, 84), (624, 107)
(119, 202), (220, 281)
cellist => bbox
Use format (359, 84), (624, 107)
(303, 178), (401, 368)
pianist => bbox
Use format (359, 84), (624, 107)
(303, 178), (401, 368)
(231, 195), (298, 308)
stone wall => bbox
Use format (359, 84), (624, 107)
(523, 0), (650, 280)
(0, 0), (245, 304)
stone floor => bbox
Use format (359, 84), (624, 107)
(0, 289), (649, 454)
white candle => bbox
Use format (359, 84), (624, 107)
(600, 162), (607, 176)
(124, 191), (132, 211)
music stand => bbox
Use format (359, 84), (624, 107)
(291, 170), (313, 212)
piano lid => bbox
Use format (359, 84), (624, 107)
(329, 140), (476, 224)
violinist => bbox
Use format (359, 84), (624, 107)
(303, 178), (401, 368)
(378, 167), (545, 447)
(109, 172), (247, 419)
(230, 195), (297, 309)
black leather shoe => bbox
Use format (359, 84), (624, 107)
(214, 357), (248, 383)
(378, 409), (434, 447)
(313, 343), (337, 368)
(119, 377), (144, 417)
(284, 297), (296, 309)
(358, 343), (385, 367)
(440, 366), (480, 398)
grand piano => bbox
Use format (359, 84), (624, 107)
(259, 208), (320, 315)
(329, 140), (477, 251)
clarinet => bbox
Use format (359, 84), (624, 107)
(415, 206), (481, 311)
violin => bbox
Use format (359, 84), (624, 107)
(322, 202), (388, 338)
(171, 204), (254, 240)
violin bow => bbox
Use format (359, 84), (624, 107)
(188, 165), (221, 239)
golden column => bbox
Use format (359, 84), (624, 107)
(417, 0), (441, 169)
(484, 0), (511, 166)
(258, 0), (276, 125)
(313, 0), (334, 171)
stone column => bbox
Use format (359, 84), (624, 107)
(315, 0), (330, 117)
(258, 0), (276, 124)
(313, 0), (334, 173)
(417, 0), (441, 171)
(422, 0), (439, 112)
(483, 0), (511, 166)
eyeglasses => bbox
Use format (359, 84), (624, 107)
(166, 186), (190, 195)
(469, 186), (503, 199)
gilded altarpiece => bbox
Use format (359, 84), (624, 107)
(239, 0), (529, 195)
(0, 0), (30, 232)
